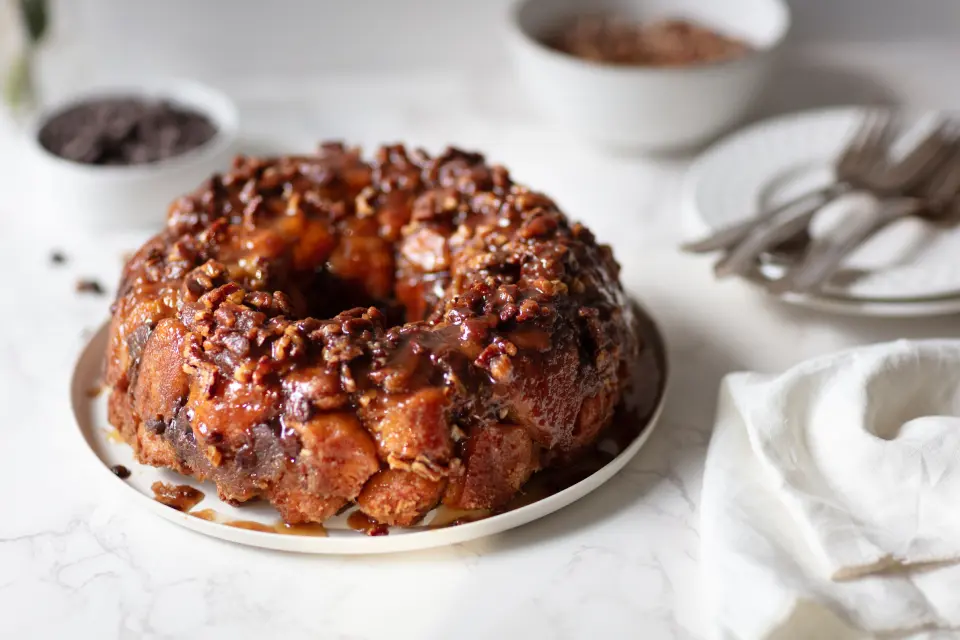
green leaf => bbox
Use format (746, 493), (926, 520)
(19, 0), (48, 43)
(3, 53), (33, 110)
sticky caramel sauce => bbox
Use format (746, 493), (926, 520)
(225, 520), (275, 533)
(163, 303), (665, 536)
(224, 519), (329, 536)
(151, 481), (205, 511)
(189, 508), (328, 536)
(347, 511), (389, 536)
(428, 307), (666, 529)
(423, 453), (614, 529)
(277, 522), (328, 537)
(428, 506), (491, 529)
(189, 508), (219, 522)
(500, 450), (616, 514)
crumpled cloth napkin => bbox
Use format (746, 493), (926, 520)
(701, 340), (960, 639)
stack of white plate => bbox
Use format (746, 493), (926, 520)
(684, 106), (960, 317)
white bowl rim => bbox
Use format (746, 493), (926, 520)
(506, 0), (792, 76)
(25, 78), (240, 180)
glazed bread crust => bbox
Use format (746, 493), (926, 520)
(105, 143), (644, 526)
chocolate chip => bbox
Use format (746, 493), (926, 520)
(126, 323), (153, 367)
(110, 464), (131, 479)
(76, 278), (105, 295)
(145, 416), (167, 435)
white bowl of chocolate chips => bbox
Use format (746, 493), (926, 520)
(26, 80), (239, 230)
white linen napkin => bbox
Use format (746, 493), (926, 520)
(701, 340), (960, 639)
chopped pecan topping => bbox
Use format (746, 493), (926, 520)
(105, 141), (646, 528)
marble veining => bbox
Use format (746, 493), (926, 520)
(4, 43), (960, 639)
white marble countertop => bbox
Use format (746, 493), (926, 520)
(3, 43), (960, 640)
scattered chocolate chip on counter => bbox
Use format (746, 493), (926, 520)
(50, 250), (67, 265)
(75, 278), (105, 295)
(38, 97), (217, 166)
(545, 16), (752, 67)
(110, 465), (131, 479)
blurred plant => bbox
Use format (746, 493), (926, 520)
(4, 0), (48, 112)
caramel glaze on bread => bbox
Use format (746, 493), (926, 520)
(105, 142), (650, 526)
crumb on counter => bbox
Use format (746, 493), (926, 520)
(76, 278), (105, 295)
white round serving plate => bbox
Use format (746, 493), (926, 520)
(684, 105), (960, 312)
(72, 321), (667, 554)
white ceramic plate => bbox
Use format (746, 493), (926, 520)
(685, 106), (960, 304)
(739, 270), (960, 317)
(71, 320), (667, 554)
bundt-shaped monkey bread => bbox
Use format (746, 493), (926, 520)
(105, 142), (652, 527)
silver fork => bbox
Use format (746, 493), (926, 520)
(771, 140), (960, 294)
(711, 114), (955, 279)
(682, 110), (896, 255)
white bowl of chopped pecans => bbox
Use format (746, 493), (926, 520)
(507, 0), (790, 151)
(24, 79), (239, 230)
